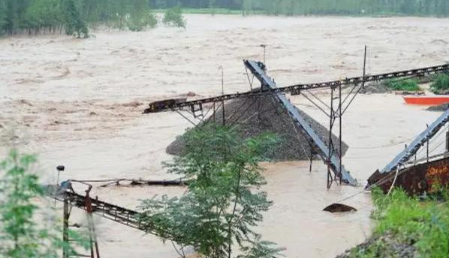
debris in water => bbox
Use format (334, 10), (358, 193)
(323, 203), (357, 213)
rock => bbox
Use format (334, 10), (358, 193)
(323, 203), (357, 213)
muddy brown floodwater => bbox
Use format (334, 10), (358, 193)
(1, 14), (449, 258)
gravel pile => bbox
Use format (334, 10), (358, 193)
(427, 103), (449, 112)
(359, 82), (391, 94)
(167, 94), (348, 161)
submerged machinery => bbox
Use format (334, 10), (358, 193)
(368, 108), (449, 195)
(145, 59), (449, 188)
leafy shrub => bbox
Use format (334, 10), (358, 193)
(430, 74), (449, 94)
(61, 0), (88, 38)
(127, 11), (157, 31)
(383, 78), (420, 91)
(138, 125), (283, 258)
(347, 188), (449, 258)
(163, 7), (186, 28)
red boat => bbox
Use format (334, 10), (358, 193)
(403, 95), (449, 105)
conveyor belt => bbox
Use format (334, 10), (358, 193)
(380, 108), (449, 174)
(54, 190), (145, 231)
(244, 60), (357, 186)
(144, 62), (449, 113)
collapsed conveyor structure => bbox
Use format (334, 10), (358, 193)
(54, 189), (143, 231)
(243, 60), (357, 186)
(145, 60), (449, 188)
(381, 108), (449, 174)
(51, 184), (154, 258)
(144, 62), (449, 113)
(367, 108), (449, 194)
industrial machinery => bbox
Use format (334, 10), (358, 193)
(144, 59), (449, 188)
(367, 108), (449, 195)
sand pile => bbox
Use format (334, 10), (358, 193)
(167, 94), (348, 161)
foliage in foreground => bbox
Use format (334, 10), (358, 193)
(383, 78), (420, 91)
(163, 6), (186, 28)
(430, 74), (449, 94)
(0, 149), (87, 258)
(344, 188), (449, 258)
(138, 124), (283, 258)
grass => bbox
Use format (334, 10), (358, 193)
(430, 74), (449, 94)
(383, 78), (421, 91)
(345, 188), (449, 258)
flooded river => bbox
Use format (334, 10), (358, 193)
(1, 14), (448, 257)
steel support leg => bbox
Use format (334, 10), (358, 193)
(63, 197), (70, 258)
(213, 102), (216, 123)
(339, 83), (343, 185)
(222, 99), (225, 126)
(327, 88), (335, 189)
(446, 130), (449, 152)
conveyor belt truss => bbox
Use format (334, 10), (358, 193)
(380, 108), (449, 174)
(144, 62), (449, 113)
(244, 60), (357, 186)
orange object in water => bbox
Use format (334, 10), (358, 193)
(403, 96), (449, 105)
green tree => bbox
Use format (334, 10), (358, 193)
(163, 6), (186, 28)
(23, 0), (63, 34)
(0, 150), (87, 258)
(127, 0), (157, 31)
(0, 0), (6, 35)
(61, 0), (88, 37)
(138, 125), (284, 258)
(209, 0), (216, 15)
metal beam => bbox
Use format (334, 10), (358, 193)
(244, 60), (357, 186)
(380, 108), (449, 174)
(54, 191), (144, 231)
(144, 62), (449, 113)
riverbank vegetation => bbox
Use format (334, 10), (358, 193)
(430, 74), (449, 94)
(0, 0), (162, 36)
(163, 6), (186, 28)
(2, 0), (449, 37)
(339, 188), (449, 258)
(383, 78), (420, 92)
(157, 0), (449, 17)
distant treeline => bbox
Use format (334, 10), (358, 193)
(1, 0), (449, 36)
(0, 0), (157, 36)
(155, 0), (449, 16)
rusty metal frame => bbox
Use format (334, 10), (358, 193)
(368, 154), (449, 195)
